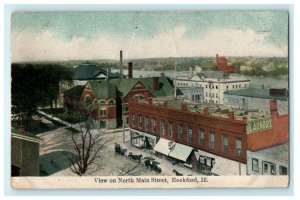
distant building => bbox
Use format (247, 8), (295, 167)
(224, 88), (288, 115)
(129, 97), (288, 176)
(72, 62), (120, 86)
(175, 72), (250, 104)
(216, 54), (235, 73)
(11, 128), (40, 176)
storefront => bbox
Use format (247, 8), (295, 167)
(130, 129), (157, 149)
(194, 150), (247, 175)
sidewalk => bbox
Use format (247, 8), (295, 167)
(115, 131), (201, 176)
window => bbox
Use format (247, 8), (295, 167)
(123, 104), (129, 112)
(222, 135), (228, 152)
(100, 121), (106, 129)
(252, 158), (259, 172)
(108, 100), (114, 105)
(160, 120), (165, 135)
(279, 166), (287, 175)
(198, 128), (204, 145)
(99, 109), (106, 116)
(138, 114), (142, 128)
(239, 84), (241, 88)
(206, 92), (208, 97)
(232, 85), (235, 89)
(216, 86), (218, 89)
(226, 85), (229, 89)
(212, 93), (214, 98)
(245, 84), (247, 88)
(263, 161), (276, 175)
(126, 117), (129, 125)
(216, 93), (218, 98)
(235, 139), (242, 156)
(206, 85), (208, 88)
(99, 100), (106, 106)
(178, 124), (183, 140)
(187, 127), (193, 143)
(209, 132), (215, 149)
(168, 122), (173, 137)
(151, 118), (156, 133)
(85, 96), (91, 106)
(131, 113), (135, 126)
(144, 117), (149, 131)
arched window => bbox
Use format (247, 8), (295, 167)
(99, 100), (106, 106)
(85, 96), (91, 106)
(108, 100), (114, 105)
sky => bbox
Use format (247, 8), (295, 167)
(11, 11), (288, 62)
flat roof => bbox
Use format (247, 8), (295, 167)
(225, 88), (288, 101)
(145, 96), (271, 122)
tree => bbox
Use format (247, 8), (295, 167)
(11, 63), (73, 130)
(67, 109), (111, 176)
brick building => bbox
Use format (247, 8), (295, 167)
(129, 97), (288, 175)
(216, 54), (235, 73)
(65, 68), (178, 129)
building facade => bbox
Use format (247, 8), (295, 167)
(224, 88), (288, 115)
(128, 97), (288, 176)
(11, 128), (40, 176)
(67, 75), (177, 130)
(175, 74), (250, 104)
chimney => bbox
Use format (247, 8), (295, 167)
(119, 50), (123, 79)
(203, 107), (209, 115)
(228, 111), (234, 120)
(270, 99), (278, 115)
(128, 62), (133, 79)
(152, 77), (159, 90)
(181, 103), (187, 111)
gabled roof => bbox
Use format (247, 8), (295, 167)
(87, 76), (176, 99)
(64, 85), (84, 97)
(72, 62), (119, 80)
(88, 80), (117, 99)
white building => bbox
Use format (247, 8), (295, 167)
(175, 72), (250, 104)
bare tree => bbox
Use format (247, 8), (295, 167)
(67, 115), (111, 176)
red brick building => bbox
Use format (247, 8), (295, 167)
(129, 97), (288, 175)
(64, 71), (177, 129)
(216, 54), (235, 73)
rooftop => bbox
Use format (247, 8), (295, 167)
(88, 76), (180, 99)
(140, 96), (271, 122)
(72, 62), (120, 80)
(225, 88), (288, 101)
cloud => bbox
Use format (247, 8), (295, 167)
(11, 26), (287, 62)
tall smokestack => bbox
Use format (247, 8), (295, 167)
(128, 62), (133, 79)
(120, 50), (123, 79)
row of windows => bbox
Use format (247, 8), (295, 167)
(131, 113), (242, 156)
(205, 92), (219, 98)
(252, 158), (287, 175)
(85, 96), (115, 107)
(226, 84), (248, 89)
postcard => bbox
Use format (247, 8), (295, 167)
(10, 10), (289, 189)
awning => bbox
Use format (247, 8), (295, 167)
(153, 138), (171, 156)
(169, 143), (193, 162)
(131, 129), (157, 140)
(194, 150), (246, 175)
